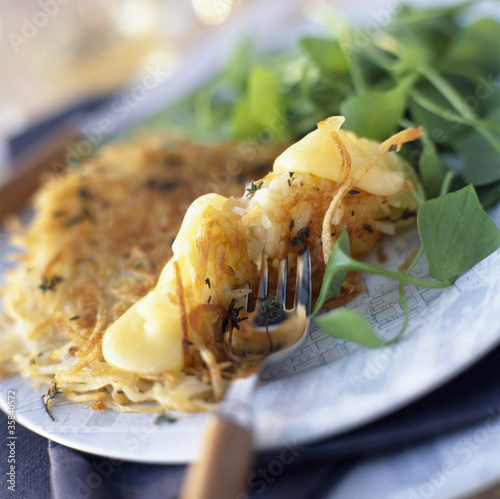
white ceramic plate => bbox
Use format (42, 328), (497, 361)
(1, 204), (500, 464)
(1, 0), (500, 465)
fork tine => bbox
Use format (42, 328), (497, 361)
(294, 247), (311, 313)
(276, 256), (288, 307)
(257, 252), (268, 300)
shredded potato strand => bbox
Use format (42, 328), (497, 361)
(0, 124), (422, 414)
(321, 131), (353, 261)
(321, 127), (422, 263)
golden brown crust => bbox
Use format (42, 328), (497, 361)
(0, 126), (421, 413)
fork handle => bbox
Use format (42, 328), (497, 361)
(180, 415), (253, 499)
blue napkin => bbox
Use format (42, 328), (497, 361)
(2, 98), (500, 499)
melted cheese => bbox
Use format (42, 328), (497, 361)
(102, 194), (228, 375)
(273, 116), (413, 196)
(102, 118), (420, 376)
(102, 289), (184, 375)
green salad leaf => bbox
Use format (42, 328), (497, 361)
(146, 1), (500, 348)
(444, 18), (500, 76)
(313, 186), (499, 347)
(417, 185), (500, 283)
(315, 309), (388, 348)
(300, 37), (349, 73)
(452, 108), (500, 186)
(312, 230), (448, 317)
(150, 0), (500, 205)
(232, 66), (285, 139)
(340, 76), (413, 141)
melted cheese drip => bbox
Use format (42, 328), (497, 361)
(102, 194), (227, 375)
(102, 118), (419, 375)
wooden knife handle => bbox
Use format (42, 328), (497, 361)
(180, 415), (254, 499)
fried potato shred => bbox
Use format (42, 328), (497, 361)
(0, 118), (423, 413)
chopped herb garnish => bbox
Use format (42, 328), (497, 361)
(222, 298), (248, 333)
(348, 189), (360, 195)
(246, 180), (263, 196)
(205, 278), (211, 288)
(69, 315), (80, 321)
(363, 223), (374, 233)
(258, 294), (282, 322)
(147, 178), (181, 193)
(133, 261), (143, 269)
(77, 187), (91, 199)
(42, 382), (62, 421)
(39, 275), (63, 293)
(289, 219), (295, 232)
(155, 412), (177, 424)
(291, 220), (312, 249)
(66, 207), (92, 227)
(391, 208), (417, 223)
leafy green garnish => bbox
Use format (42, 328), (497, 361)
(417, 185), (500, 284)
(312, 231), (447, 317)
(315, 309), (388, 348)
(313, 186), (499, 347)
(39, 275), (63, 294)
(149, 1), (500, 205)
(246, 180), (264, 196)
(340, 77), (413, 142)
(300, 37), (349, 73)
(145, 2), (500, 348)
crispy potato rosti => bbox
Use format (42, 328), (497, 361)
(1, 117), (423, 413)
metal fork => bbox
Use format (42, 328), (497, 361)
(180, 246), (311, 499)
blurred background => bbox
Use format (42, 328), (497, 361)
(0, 0), (471, 184)
(0, 0), (224, 173)
(0, 0), (414, 179)
(0, 0), (307, 178)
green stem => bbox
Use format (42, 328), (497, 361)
(395, 244), (424, 342)
(420, 64), (474, 117)
(347, 256), (449, 289)
(418, 64), (500, 155)
(440, 171), (455, 197)
(411, 90), (500, 133)
(346, 50), (366, 94)
(332, 18), (367, 94)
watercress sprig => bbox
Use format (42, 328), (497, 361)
(150, 1), (500, 206)
(313, 185), (500, 347)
